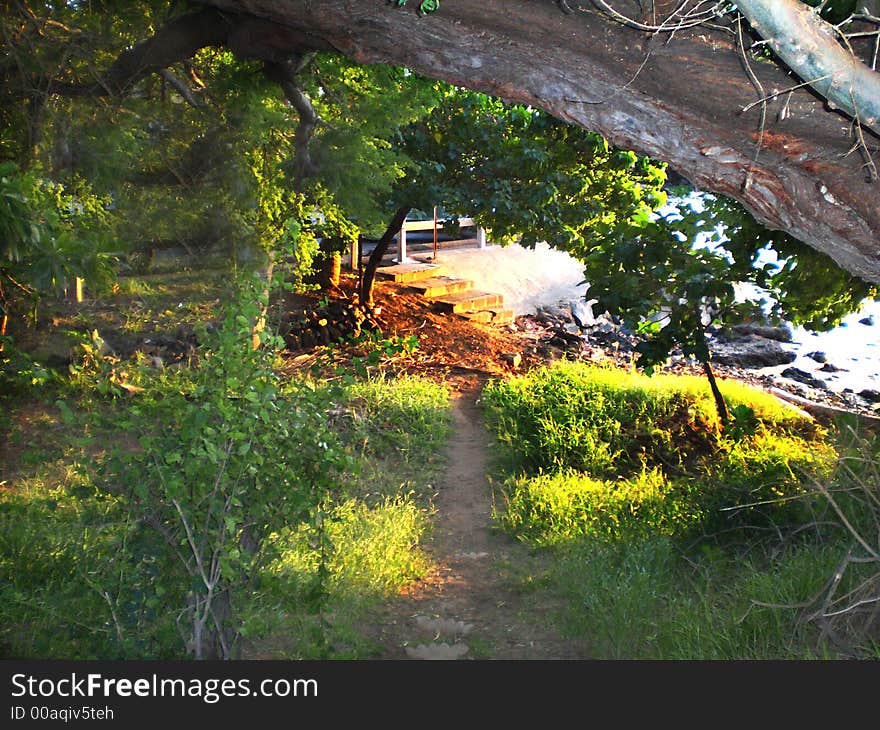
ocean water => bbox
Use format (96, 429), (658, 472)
(761, 298), (880, 395)
(661, 193), (880, 397)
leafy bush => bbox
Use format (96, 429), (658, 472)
(1, 162), (115, 328)
(98, 273), (353, 658)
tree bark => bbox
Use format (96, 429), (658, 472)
(702, 357), (730, 426)
(197, 0), (880, 284)
(735, 0), (880, 138)
(361, 206), (411, 308)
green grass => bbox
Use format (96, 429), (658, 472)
(485, 361), (836, 543)
(483, 360), (823, 478)
(0, 467), (180, 659)
(497, 467), (702, 546)
(1, 359), (451, 659)
(236, 373), (451, 658)
(482, 360), (867, 658)
(546, 536), (848, 659)
(343, 373), (452, 460)
(243, 494), (433, 659)
(329, 373), (452, 503)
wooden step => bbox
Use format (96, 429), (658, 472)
(406, 276), (474, 297)
(431, 290), (504, 314)
(376, 263), (446, 283)
(459, 308), (516, 326)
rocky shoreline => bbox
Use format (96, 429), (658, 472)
(512, 299), (880, 421)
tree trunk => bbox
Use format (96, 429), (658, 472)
(360, 206), (411, 308)
(191, 587), (236, 660)
(308, 239), (342, 291)
(702, 357), (730, 426)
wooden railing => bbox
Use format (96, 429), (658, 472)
(395, 216), (486, 262)
(346, 215), (487, 268)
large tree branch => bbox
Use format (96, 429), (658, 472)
(44, 8), (331, 186)
(50, 7), (332, 98)
(200, 0), (880, 285)
(52, 9), (231, 97)
(736, 0), (880, 137)
(263, 57), (320, 185)
(158, 68), (203, 107)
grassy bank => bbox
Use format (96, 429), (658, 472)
(482, 361), (879, 658)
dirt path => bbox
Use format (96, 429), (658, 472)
(368, 384), (591, 660)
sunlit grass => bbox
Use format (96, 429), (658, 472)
(343, 373), (452, 460)
(497, 467), (702, 546)
(2, 359), (451, 658)
(483, 360), (856, 658)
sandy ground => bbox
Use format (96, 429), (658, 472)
(412, 241), (589, 316)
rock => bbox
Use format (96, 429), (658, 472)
(858, 315), (874, 326)
(413, 616), (475, 638)
(569, 299), (597, 330)
(819, 362), (845, 373)
(404, 643), (469, 660)
(538, 343), (565, 361)
(726, 323), (793, 343)
(710, 335), (796, 368)
(501, 352), (522, 369)
(587, 325), (636, 351)
(807, 351), (827, 363)
(781, 367), (828, 390)
(858, 389), (880, 403)
(30, 331), (79, 368)
(549, 330), (582, 350)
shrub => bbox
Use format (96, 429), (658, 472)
(99, 273), (353, 659)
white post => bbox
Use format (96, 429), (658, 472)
(477, 227), (487, 249)
(398, 225), (408, 263)
(347, 237), (358, 270)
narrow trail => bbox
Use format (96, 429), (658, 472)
(369, 384), (590, 660)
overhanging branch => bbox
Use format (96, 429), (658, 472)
(50, 7), (332, 98)
(735, 0), (880, 137)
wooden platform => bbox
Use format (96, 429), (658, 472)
(379, 254), (515, 328)
(430, 290), (504, 314)
(375, 263), (446, 283)
(406, 276), (474, 298)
